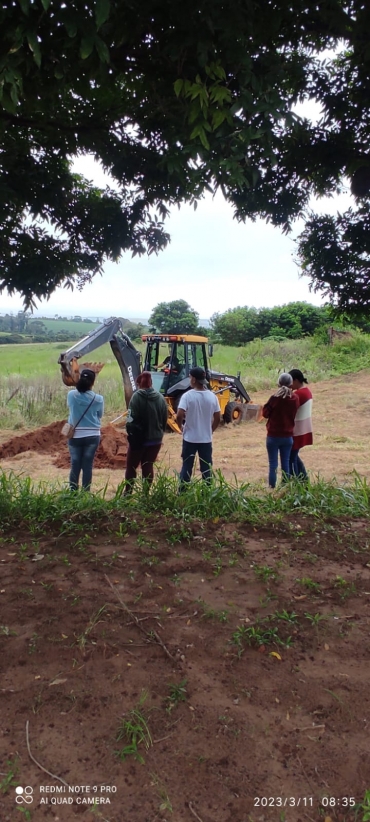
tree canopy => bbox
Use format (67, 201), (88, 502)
(149, 300), (199, 334)
(1, 0), (369, 311)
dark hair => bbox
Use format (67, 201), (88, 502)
(289, 369), (308, 384)
(189, 366), (207, 384)
(76, 369), (96, 393)
(136, 371), (152, 389)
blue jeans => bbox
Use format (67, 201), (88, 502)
(289, 448), (308, 480)
(68, 436), (100, 490)
(266, 436), (293, 488)
(179, 440), (213, 485)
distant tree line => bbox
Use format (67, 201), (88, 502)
(210, 303), (334, 345)
(0, 313), (147, 343)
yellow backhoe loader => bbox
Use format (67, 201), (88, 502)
(58, 318), (258, 432)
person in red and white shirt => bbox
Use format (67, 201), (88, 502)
(289, 369), (313, 481)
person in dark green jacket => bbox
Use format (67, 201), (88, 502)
(125, 371), (168, 493)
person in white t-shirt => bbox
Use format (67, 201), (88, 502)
(176, 367), (221, 485)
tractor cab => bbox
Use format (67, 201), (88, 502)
(142, 333), (253, 432)
(142, 334), (209, 395)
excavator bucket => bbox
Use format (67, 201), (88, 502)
(60, 358), (105, 387)
(80, 362), (105, 376)
(60, 357), (81, 386)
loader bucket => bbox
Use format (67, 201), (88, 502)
(242, 403), (263, 422)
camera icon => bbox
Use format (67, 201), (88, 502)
(15, 786), (34, 805)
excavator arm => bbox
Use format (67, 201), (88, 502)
(58, 318), (141, 408)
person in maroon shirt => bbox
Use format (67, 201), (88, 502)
(262, 373), (300, 488)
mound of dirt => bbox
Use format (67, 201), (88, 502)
(0, 420), (64, 459)
(0, 421), (128, 469)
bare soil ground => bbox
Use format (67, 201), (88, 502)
(1, 372), (370, 822)
(1, 514), (370, 822)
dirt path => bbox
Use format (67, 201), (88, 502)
(1, 514), (369, 821)
(1, 370), (369, 491)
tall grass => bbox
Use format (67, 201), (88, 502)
(0, 470), (369, 533)
(0, 374), (128, 428)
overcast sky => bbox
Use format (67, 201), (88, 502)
(1, 154), (352, 321)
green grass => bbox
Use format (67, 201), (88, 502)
(28, 319), (100, 334)
(0, 757), (18, 794)
(356, 789), (370, 821)
(165, 679), (188, 712)
(0, 470), (369, 534)
(0, 340), (146, 378)
(115, 690), (152, 763)
(0, 340), (74, 377)
(231, 622), (291, 656)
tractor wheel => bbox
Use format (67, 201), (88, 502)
(223, 401), (243, 424)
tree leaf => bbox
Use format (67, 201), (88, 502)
(173, 79), (184, 97)
(1, 93), (17, 113)
(95, 0), (111, 29)
(212, 109), (227, 130)
(94, 36), (110, 63)
(80, 37), (94, 59)
(10, 84), (20, 106)
(17, 0), (30, 15)
(26, 31), (42, 67)
(65, 21), (77, 38)
(198, 128), (210, 149)
(40, 0), (52, 9)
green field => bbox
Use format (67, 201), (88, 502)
(0, 340), (131, 377)
(27, 318), (100, 335)
(1, 332), (370, 429)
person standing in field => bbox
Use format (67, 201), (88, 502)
(125, 371), (168, 493)
(288, 368), (313, 481)
(176, 367), (221, 486)
(67, 368), (104, 491)
(262, 373), (299, 489)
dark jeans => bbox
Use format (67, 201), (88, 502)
(266, 435), (293, 488)
(179, 440), (213, 485)
(125, 443), (162, 492)
(289, 448), (308, 480)
(68, 436), (100, 490)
